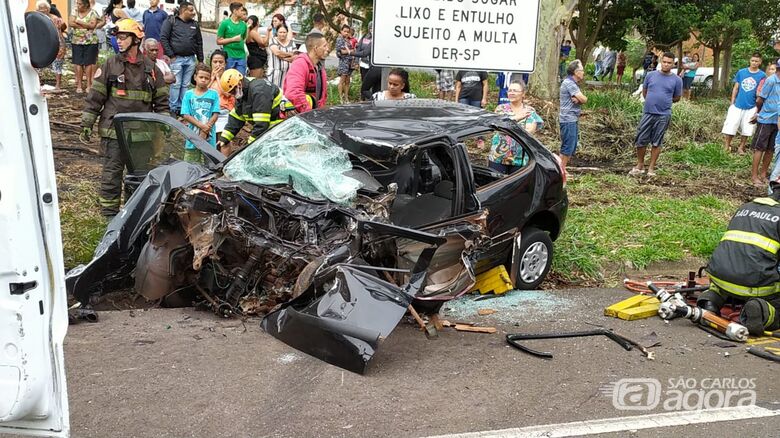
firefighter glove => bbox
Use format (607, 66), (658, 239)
(79, 127), (92, 143)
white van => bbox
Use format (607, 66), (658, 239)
(0, 1), (70, 437)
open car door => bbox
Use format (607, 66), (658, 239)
(396, 211), (491, 303)
(1, 2), (69, 436)
(112, 112), (225, 193)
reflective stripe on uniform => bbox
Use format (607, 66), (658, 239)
(221, 130), (235, 141)
(270, 119), (282, 127)
(229, 109), (246, 121)
(753, 197), (780, 206)
(98, 196), (120, 208)
(249, 113), (271, 122)
(92, 81), (107, 96)
(273, 90), (283, 108)
(767, 302), (777, 328)
(722, 230), (780, 254)
(98, 127), (117, 139)
(110, 89), (152, 101)
(708, 273), (780, 297)
(247, 136), (256, 143)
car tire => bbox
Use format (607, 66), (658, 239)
(704, 76), (713, 89)
(513, 227), (553, 290)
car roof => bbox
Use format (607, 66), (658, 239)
(298, 99), (499, 150)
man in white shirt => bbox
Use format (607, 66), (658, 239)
(143, 38), (175, 84)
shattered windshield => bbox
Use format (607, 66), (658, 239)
(223, 118), (362, 204)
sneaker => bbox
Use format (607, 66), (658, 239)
(628, 167), (644, 176)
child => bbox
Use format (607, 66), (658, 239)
(181, 63), (221, 163)
(436, 69), (455, 101)
(208, 50), (235, 140)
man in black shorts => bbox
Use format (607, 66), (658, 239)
(751, 60), (780, 187)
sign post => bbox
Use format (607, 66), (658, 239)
(372, 0), (541, 72)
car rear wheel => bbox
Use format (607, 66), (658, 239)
(704, 76), (713, 89)
(514, 227), (553, 290)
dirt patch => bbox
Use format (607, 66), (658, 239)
(47, 89), (102, 186)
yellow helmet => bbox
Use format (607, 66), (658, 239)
(114, 18), (144, 39)
(220, 69), (244, 93)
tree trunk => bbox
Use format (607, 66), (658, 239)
(677, 42), (683, 73)
(530, 0), (578, 100)
(711, 47), (722, 91)
(571, 0), (593, 72)
(720, 44), (733, 90)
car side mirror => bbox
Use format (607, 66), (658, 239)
(24, 12), (59, 69)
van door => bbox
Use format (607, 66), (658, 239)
(0, 2), (70, 437)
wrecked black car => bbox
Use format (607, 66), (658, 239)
(66, 100), (567, 373)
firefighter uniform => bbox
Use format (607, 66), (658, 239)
(81, 50), (169, 216)
(218, 77), (282, 146)
(703, 196), (780, 335)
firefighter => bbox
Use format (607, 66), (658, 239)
(216, 69), (282, 154)
(702, 179), (780, 335)
(79, 18), (169, 218)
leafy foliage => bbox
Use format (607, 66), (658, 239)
(632, 0), (699, 49)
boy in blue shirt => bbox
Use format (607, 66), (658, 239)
(181, 63), (220, 163)
(722, 52), (765, 156)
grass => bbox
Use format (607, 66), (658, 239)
(661, 142), (751, 177)
(549, 88), (733, 163)
(58, 178), (106, 269)
(551, 173), (738, 283)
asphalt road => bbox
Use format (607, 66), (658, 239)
(57, 288), (780, 437)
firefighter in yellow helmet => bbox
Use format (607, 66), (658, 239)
(80, 18), (169, 218)
(216, 69), (283, 154)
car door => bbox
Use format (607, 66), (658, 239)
(395, 210), (491, 302)
(112, 113), (225, 193)
(1, 2), (69, 436)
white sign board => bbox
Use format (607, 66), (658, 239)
(372, 0), (540, 72)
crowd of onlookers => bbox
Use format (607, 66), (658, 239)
(558, 40), (780, 188)
(37, 0), (780, 191)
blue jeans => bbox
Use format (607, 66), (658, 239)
(560, 121), (579, 156)
(227, 57), (247, 76)
(594, 61), (603, 77)
(769, 137), (780, 194)
(458, 98), (482, 108)
(169, 55), (196, 113)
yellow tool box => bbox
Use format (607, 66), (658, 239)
(470, 265), (514, 295)
(605, 294), (661, 320)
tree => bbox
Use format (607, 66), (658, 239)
(631, 0), (697, 74)
(632, 0), (698, 50)
(262, 0), (373, 32)
(528, 0), (578, 100)
(693, 2), (751, 90)
(568, 0), (635, 65)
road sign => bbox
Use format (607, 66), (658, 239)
(372, 0), (540, 72)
